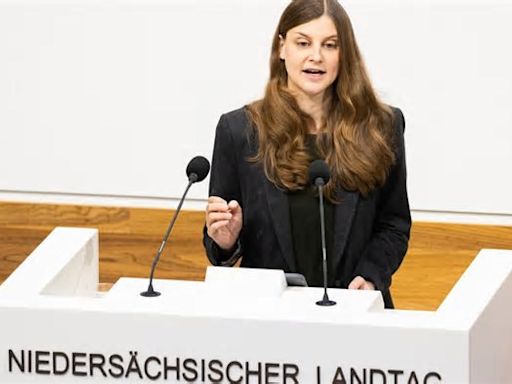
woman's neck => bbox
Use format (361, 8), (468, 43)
(294, 92), (326, 133)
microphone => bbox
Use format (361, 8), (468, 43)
(309, 159), (330, 187)
(141, 156), (210, 297)
(308, 160), (336, 307)
(186, 156), (210, 183)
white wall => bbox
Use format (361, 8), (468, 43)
(0, 0), (511, 223)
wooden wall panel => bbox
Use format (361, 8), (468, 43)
(0, 202), (208, 284)
(394, 223), (512, 310)
(1, 202), (512, 311)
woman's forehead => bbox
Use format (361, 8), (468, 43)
(287, 15), (338, 38)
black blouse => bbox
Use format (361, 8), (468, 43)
(287, 135), (335, 287)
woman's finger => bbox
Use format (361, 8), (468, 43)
(207, 220), (230, 234)
(348, 276), (365, 290)
(207, 212), (233, 225)
(206, 202), (230, 214)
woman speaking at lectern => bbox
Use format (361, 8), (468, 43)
(203, 0), (410, 308)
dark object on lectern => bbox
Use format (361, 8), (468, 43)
(141, 156), (211, 297)
(308, 160), (336, 307)
(285, 273), (308, 287)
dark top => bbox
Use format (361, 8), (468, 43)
(287, 135), (335, 287)
(203, 106), (411, 308)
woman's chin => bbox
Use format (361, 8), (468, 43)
(287, 79), (335, 100)
(303, 87), (329, 99)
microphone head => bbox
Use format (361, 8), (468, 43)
(186, 156), (210, 183)
(308, 160), (330, 186)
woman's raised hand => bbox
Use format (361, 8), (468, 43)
(205, 196), (243, 251)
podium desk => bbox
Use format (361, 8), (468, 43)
(1, 227), (511, 383)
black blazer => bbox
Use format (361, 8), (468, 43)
(203, 106), (411, 308)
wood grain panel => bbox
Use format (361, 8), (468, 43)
(0, 202), (209, 284)
(392, 222), (512, 310)
(1, 201), (512, 311)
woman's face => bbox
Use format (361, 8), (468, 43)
(279, 15), (340, 101)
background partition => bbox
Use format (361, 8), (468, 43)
(0, 0), (511, 219)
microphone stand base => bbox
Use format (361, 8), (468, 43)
(140, 290), (161, 297)
(316, 299), (336, 306)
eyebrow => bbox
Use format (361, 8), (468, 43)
(294, 32), (338, 40)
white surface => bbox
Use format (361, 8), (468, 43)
(469, 262), (512, 383)
(1, 227), (512, 382)
(0, 227), (98, 298)
(0, 0), (286, 201)
(203, 265), (289, 299)
(0, 1), (512, 216)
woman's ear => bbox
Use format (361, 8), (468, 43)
(279, 34), (285, 60)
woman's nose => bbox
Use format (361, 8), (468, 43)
(308, 44), (323, 62)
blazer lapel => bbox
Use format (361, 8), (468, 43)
(263, 179), (296, 271)
(332, 188), (359, 271)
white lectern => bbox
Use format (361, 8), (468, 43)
(1, 227), (511, 383)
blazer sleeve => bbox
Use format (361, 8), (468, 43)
(203, 113), (244, 266)
(354, 108), (411, 292)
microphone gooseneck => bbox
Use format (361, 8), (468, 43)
(309, 160), (336, 307)
(141, 156), (210, 297)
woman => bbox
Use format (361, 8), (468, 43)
(203, 0), (410, 308)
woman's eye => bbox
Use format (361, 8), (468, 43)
(324, 42), (338, 49)
(296, 41), (309, 47)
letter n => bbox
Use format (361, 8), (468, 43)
(9, 350), (25, 373)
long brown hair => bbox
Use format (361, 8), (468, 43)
(246, 0), (395, 200)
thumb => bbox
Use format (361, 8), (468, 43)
(228, 200), (241, 215)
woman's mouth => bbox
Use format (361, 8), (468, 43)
(302, 68), (326, 81)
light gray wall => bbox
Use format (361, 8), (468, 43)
(0, 0), (511, 221)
